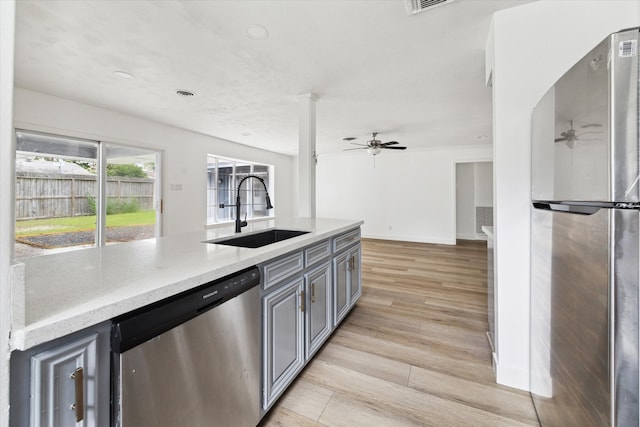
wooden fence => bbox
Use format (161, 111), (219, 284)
(16, 173), (155, 220)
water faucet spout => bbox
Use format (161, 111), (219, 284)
(234, 175), (273, 233)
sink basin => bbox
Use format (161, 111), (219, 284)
(206, 229), (310, 248)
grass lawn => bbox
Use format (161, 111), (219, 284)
(16, 210), (156, 237)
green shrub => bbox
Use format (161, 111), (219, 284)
(107, 164), (146, 178)
(87, 196), (140, 215)
(116, 199), (140, 214)
(87, 196), (97, 215)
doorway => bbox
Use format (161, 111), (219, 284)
(455, 161), (493, 240)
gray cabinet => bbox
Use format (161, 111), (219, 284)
(333, 244), (361, 326)
(305, 262), (332, 359)
(262, 277), (305, 409)
(261, 229), (361, 411)
(261, 241), (332, 411)
(10, 322), (110, 427)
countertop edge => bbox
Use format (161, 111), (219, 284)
(481, 226), (494, 240)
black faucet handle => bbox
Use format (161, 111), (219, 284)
(241, 212), (248, 228)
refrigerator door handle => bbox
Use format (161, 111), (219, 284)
(533, 202), (601, 215)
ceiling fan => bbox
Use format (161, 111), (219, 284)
(343, 132), (407, 156)
(554, 120), (602, 149)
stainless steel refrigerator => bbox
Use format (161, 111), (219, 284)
(531, 28), (639, 426)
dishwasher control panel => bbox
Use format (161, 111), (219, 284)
(195, 267), (260, 311)
(111, 266), (260, 353)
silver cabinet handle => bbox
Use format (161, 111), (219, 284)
(311, 283), (315, 303)
(300, 290), (305, 312)
(348, 256), (355, 271)
(70, 367), (84, 422)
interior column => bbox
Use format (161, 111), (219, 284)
(297, 93), (317, 218)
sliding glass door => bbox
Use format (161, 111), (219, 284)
(15, 130), (161, 258)
(104, 144), (160, 245)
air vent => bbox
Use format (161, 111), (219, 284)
(405, 0), (454, 15)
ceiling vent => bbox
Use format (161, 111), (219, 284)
(405, 0), (455, 15)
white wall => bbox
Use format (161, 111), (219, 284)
(474, 162), (492, 207)
(0, 2), (15, 424)
(13, 88), (295, 237)
(317, 145), (492, 244)
(489, 0), (639, 390)
(456, 163), (475, 239)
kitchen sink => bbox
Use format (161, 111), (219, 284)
(205, 229), (309, 248)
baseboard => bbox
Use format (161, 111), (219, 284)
(362, 233), (456, 245)
(456, 233), (488, 241)
(495, 361), (530, 392)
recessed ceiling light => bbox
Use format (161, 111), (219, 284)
(176, 90), (195, 97)
(113, 71), (135, 79)
(247, 24), (269, 40)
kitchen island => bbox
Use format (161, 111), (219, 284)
(10, 217), (363, 426)
(11, 217), (362, 351)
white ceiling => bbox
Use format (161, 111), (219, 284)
(14, 0), (535, 156)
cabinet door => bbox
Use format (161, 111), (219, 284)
(349, 245), (362, 306)
(305, 262), (332, 358)
(30, 334), (99, 427)
(333, 252), (350, 326)
(263, 278), (304, 409)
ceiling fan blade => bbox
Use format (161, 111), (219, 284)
(349, 142), (368, 146)
(381, 141), (399, 146)
(381, 146), (407, 150)
(554, 137), (567, 142)
(343, 147), (368, 151)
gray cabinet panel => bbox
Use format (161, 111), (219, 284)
(263, 251), (304, 290)
(333, 252), (350, 326)
(333, 240), (362, 327)
(31, 334), (99, 427)
(263, 278), (304, 409)
(305, 262), (332, 358)
(349, 246), (362, 305)
(304, 239), (331, 267)
(333, 228), (360, 252)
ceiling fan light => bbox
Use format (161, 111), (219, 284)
(367, 147), (382, 156)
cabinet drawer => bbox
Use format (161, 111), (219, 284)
(333, 228), (360, 252)
(305, 240), (331, 267)
(263, 251), (304, 290)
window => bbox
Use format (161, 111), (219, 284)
(15, 130), (161, 259)
(207, 155), (273, 224)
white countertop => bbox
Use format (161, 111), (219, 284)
(11, 217), (363, 351)
(481, 226), (494, 240)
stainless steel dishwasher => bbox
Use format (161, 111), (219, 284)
(111, 266), (261, 427)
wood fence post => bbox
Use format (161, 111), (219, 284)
(71, 176), (76, 217)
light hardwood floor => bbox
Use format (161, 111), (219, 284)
(260, 238), (540, 427)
